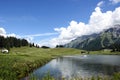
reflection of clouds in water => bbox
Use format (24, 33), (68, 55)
(55, 55), (120, 79)
(55, 57), (89, 79)
(49, 59), (57, 68)
(56, 56), (83, 78)
(46, 58), (73, 79)
(31, 55), (120, 80)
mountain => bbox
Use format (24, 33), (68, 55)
(64, 25), (120, 51)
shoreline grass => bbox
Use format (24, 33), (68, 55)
(0, 47), (81, 80)
(89, 50), (120, 55)
(30, 72), (120, 80)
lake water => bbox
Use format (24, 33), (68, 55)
(25, 55), (120, 80)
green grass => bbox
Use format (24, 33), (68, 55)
(89, 49), (120, 55)
(31, 72), (120, 80)
(0, 47), (120, 80)
(0, 47), (81, 80)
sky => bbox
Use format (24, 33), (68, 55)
(0, 0), (120, 47)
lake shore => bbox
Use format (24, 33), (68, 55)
(89, 50), (120, 55)
(0, 47), (81, 80)
(0, 47), (120, 80)
(28, 55), (120, 80)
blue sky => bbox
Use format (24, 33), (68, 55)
(0, 0), (98, 33)
(0, 0), (120, 47)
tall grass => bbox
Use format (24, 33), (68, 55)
(0, 47), (81, 80)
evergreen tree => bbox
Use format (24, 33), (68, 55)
(41, 46), (50, 49)
(0, 36), (29, 50)
(0, 36), (5, 48)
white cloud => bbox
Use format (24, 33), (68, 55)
(109, 0), (120, 4)
(24, 36), (34, 42)
(46, 6), (120, 47)
(1, 2), (120, 48)
(7, 33), (16, 37)
(23, 32), (58, 43)
(112, 7), (120, 24)
(24, 32), (58, 37)
(89, 7), (113, 32)
(0, 27), (58, 45)
(38, 39), (52, 47)
(0, 28), (21, 38)
(0, 27), (6, 37)
(97, 1), (104, 7)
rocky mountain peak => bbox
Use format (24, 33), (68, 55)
(65, 25), (120, 51)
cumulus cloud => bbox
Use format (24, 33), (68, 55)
(0, 27), (6, 34)
(97, 1), (104, 7)
(109, 0), (120, 4)
(0, 28), (21, 38)
(46, 6), (120, 47)
(0, 27), (7, 37)
(1, 1), (120, 48)
(89, 7), (113, 32)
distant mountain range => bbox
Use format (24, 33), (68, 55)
(64, 25), (120, 51)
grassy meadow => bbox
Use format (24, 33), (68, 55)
(0, 47), (120, 80)
(0, 47), (81, 80)
(89, 50), (120, 55)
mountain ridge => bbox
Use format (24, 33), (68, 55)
(64, 25), (120, 51)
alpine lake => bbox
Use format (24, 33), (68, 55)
(23, 55), (120, 80)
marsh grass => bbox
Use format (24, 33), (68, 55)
(0, 47), (81, 80)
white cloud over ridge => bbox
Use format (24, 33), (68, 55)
(45, 6), (120, 47)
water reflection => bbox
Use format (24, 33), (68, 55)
(29, 55), (120, 80)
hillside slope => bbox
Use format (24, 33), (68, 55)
(65, 25), (120, 51)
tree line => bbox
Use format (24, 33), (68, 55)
(0, 36), (29, 51)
